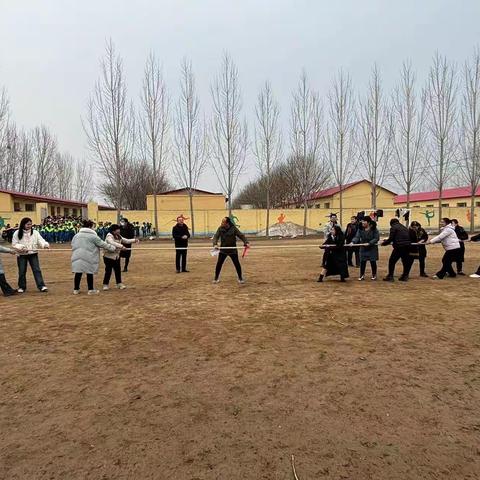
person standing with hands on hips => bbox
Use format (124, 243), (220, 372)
(172, 216), (191, 273)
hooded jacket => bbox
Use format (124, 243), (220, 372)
(71, 228), (116, 274)
(430, 224), (461, 251)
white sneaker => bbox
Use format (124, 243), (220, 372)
(17, 288), (24, 293)
(116, 283), (126, 290)
(212, 279), (220, 284)
(238, 279), (245, 284)
(102, 285), (109, 291)
(371, 276), (377, 281)
(87, 289), (99, 295)
(40, 286), (48, 292)
(358, 276), (365, 281)
(469, 273), (480, 278)
(432, 275), (440, 280)
(73, 289), (80, 295)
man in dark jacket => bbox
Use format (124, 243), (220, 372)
(172, 216), (191, 273)
(344, 216), (360, 267)
(382, 218), (413, 281)
(120, 218), (136, 272)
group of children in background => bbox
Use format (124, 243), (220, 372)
(319, 213), (480, 283)
(0, 213), (479, 297)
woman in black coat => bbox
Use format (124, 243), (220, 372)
(318, 225), (349, 282)
(409, 221), (429, 277)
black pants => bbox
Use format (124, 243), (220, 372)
(175, 250), (187, 272)
(436, 249), (461, 279)
(121, 249), (131, 270)
(360, 260), (377, 277)
(215, 252), (242, 280)
(74, 273), (94, 290)
(17, 254), (45, 290)
(387, 246), (413, 277)
(347, 249), (359, 266)
(103, 257), (122, 285)
(411, 256), (427, 275)
(0, 273), (16, 295)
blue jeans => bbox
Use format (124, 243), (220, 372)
(17, 254), (46, 290)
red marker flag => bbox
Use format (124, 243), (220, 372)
(242, 244), (250, 258)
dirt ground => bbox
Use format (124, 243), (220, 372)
(0, 238), (479, 480)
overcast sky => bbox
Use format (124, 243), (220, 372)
(1, 0), (479, 197)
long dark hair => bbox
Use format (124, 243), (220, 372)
(18, 217), (33, 240)
(223, 217), (233, 227)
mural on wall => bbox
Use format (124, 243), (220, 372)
(422, 210), (435, 226)
(172, 214), (189, 224)
(277, 213), (286, 224)
(0, 217), (5, 229)
(258, 212), (318, 237)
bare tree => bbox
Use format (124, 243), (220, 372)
(0, 89), (13, 189)
(425, 53), (458, 226)
(254, 81), (282, 236)
(31, 125), (57, 195)
(84, 40), (135, 221)
(74, 159), (94, 202)
(54, 152), (74, 199)
(17, 129), (34, 192)
(173, 58), (207, 236)
(391, 62), (427, 209)
(290, 71), (328, 235)
(139, 52), (170, 237)
(460, 48), (480, 232)
(324, 70), (356, 225)
(358, 66), (393, 209)
(210, 53), (248, 215)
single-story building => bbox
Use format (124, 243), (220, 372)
(394, 186), (480, 209)
(147, 188), (226, 211)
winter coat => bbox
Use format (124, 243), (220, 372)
(409, 228), (428, 258)
(382, 223), (411, 248)
(471, 233), (480, 242)
(344, 222), (359, 243)
(103, 232), (136, 260)
(172, 224), (190, 248)
(213, 225), (248, 254)
(71, 228), (116, 274)
(430, 224), (460, 251)
(322, 232), (349, 278)
(0, 245), (14, 274)
(12, 229), (49, 255)
(455, 225), (468, 262)
(120, 223), (135, 249)
(352, 227), (380, 262)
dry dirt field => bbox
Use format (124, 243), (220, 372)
(0, 239), (479, 480)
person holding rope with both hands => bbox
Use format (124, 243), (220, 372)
(212, 217), (249, 284)
(318, 225), (349, 283)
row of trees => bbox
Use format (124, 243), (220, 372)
(0, 92), (93, 202)
(241, 51), (480, 233)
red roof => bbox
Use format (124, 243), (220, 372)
(394, 186), (480, 204)
(310, 180), (364, 200)
(0, 188), (87, 207)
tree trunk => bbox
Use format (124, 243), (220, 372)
(339, 186), (343, 226)
(470, 194), (475, 233)
(303, 200), (308, 237)
(438, 193), (443, 230)
(265, 187), (270, 237)
(189, 191), (195, 237)
(153, 192), (159, 237)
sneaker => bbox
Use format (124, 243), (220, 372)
(87, 289), (99, 295)
(457, 272), (466, 276)
(212, 279), (220, 284)
(398, 276), (409, 282)
(182, 270), (190, 273)
(73, 289), (80, 295)
(371, 276), (377, 281)
(358, 276), (365, 281)
(238, 279), (245, 284)
(17, 288), (24, 293)
(102, 285), (109, 291)
(176, 270), (181, 273)
(469, 273), (480, 278)
(40, 286), (48, 292)
(116, 283), (127, 290)
(383, 276), (394, 282)
(420, 273), (429, 277)
(432, 275), (441, 280)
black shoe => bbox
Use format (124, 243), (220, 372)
(176, 270), (181, 273)
(317, 275), (324, 283)
(420, 273), (429, 278)
(123, 268), (128, 273)
(340, 277), (346, 282)
(182, 270), (190, 273)
(398, 276), (409, 282)
(383, 276), (394, 282)
(348, 263), (354, 267)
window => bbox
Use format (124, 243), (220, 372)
(13, 202), (21, 212)
(457, 202), (467, 207)
(476, 202), (480, 207)
(50, 207), (56, 216)
(324, 202), (330, 209)
(56, 207), (61, 215)
(64, 208), (69, 216)
(72, 208), (77, 216)
(25, 203), (35, 212)
(426, 204), (434, 208)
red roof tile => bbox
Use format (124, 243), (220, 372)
(394, 186), (480, 204)
(0, 188), (87, 207)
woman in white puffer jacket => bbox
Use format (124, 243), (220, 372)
(426, 218), (462, 279)
(12, 217), (50, 293)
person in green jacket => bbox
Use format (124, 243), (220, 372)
(212, 217), (249, 284)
